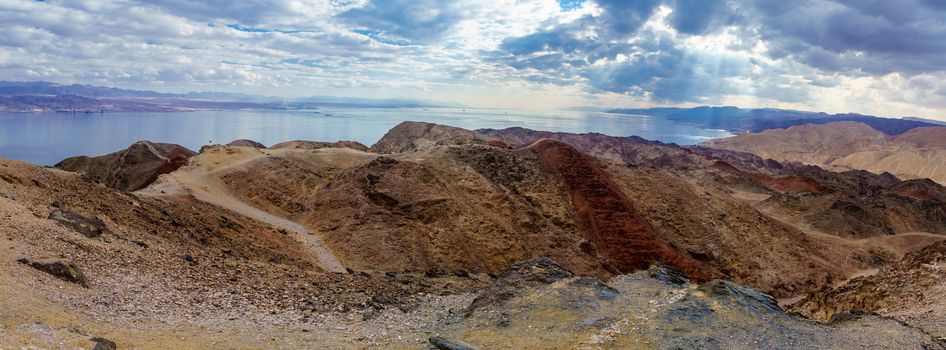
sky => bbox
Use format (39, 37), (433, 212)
(2, 0), (946, 118)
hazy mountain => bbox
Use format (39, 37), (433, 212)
(903, 116), (946, 125)
(609, 106), (940, 135)
(0, 81), (459, 112)
(704, 121), (946, 185)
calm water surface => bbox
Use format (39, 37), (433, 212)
(0, 108), (732, 165)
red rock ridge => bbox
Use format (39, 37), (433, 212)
(711, 161), (826, 194)
(520, 139), (710, 281)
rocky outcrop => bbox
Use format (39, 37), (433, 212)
(55, 141), (195, 191)
(440, 258), (946, 349)
(226, 139), (266, 148)
(47, 207), (108, 238)
(17, 258), (89, 287)
(269, 140), (369, 151)
(792, 240), (946, 338)
(466, 257), (574, 315)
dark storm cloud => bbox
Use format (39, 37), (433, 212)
(666, 0), (736, 35)
(752, 0), (946, 74)
(491, 0), (946, 103)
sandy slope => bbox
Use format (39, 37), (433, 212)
(704, 121), (946, 185)
(138, 146), (347, 273)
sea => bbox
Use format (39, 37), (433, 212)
(0, 107), (733, 166)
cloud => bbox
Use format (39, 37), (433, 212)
(750, 0), (946, 74)
(1, 0), (946, 118)
(487, 0), (946, 111)
(666, 0), (737, 35)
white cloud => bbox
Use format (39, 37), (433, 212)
(0, 0), (943, 119)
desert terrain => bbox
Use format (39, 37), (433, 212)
(1, 121), (944, 348)
(704, 121), (946, 185)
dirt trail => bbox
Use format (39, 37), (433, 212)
(138, 147), (347, 273)
(138, 141), (170, 161)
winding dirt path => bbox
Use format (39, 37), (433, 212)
(138, 148), (347, 273)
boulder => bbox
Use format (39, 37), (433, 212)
(429, 336), (479, 350)
(91, 337), (117, 350)
(48, 209), (108, 238)
(17, 258), (89, 288)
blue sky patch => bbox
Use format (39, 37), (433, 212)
(559, 0), (584, 11)
(352, 29), (413, 46)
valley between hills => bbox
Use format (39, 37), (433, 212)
(3, 121), (946, 349)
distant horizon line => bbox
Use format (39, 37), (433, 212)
(2, 79), (944, 122)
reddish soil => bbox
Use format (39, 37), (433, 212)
(712, 161), (826, 194)
(140, 146), (193, 191)
(521, 139), (710, 281)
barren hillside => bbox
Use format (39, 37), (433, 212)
(11, 121), (946, 347)
(704, 121), (946, 185)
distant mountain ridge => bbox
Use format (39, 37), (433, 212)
(609, 106), (942, 136)
(0, 81), (459, 112)
(704, 121), (946, 185)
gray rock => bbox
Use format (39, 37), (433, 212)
(699, 279), (781, 314)
(362, 308), (381, 321)
(466, 257), (573, 315)
(48, 209), (108, 238)
(648, 264), (689, 286)
(17, 258), (89, 288)
(91, 336), (117, 350)
(429, 336), (479, 350)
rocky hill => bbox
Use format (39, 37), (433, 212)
(370, 121), (506, 153)
(55, 141), (196, 191)
(436, 259), (945, 349)
(791, 240), (946, 338)
(703, 121), (946, 185)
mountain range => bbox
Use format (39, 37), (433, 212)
(705, 121), (946, 186)
(610, 106), (943, 135)
(0, 81), (460, 112)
